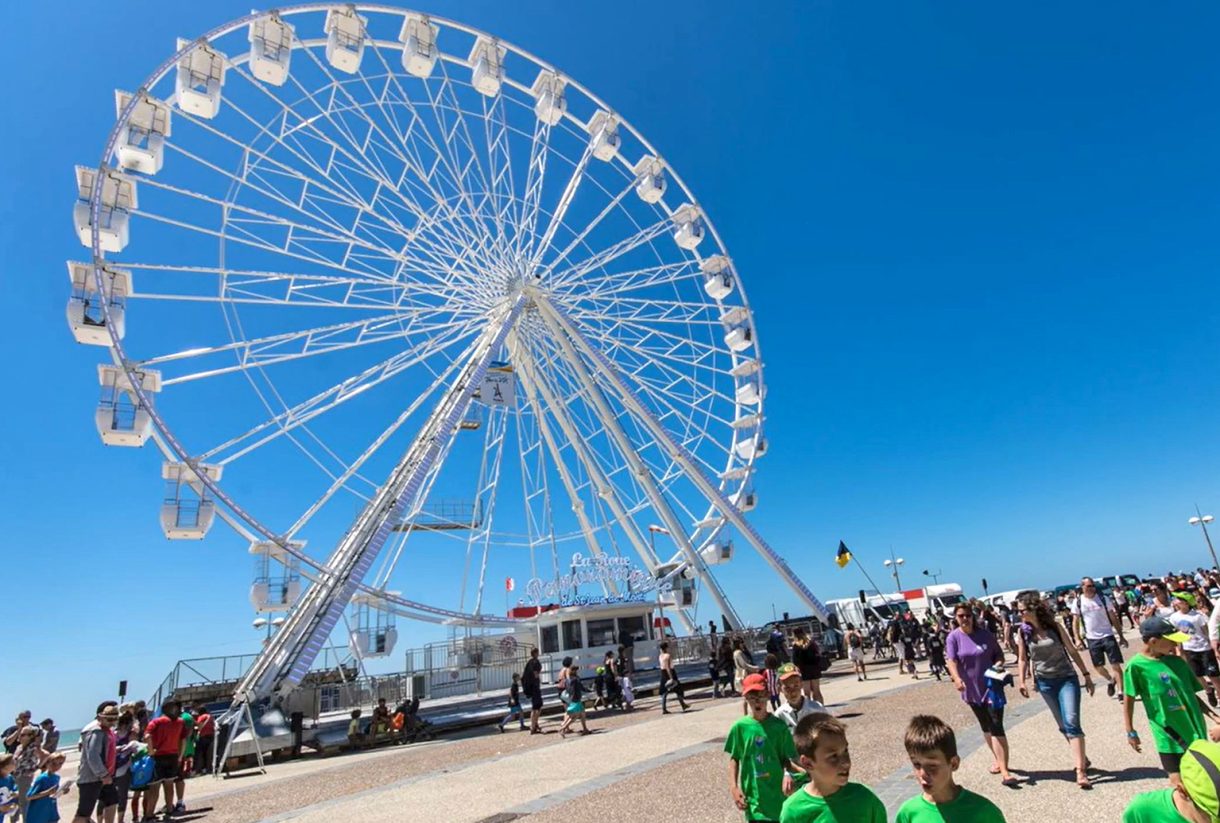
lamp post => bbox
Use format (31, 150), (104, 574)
(883, 550), (905, 591)
(1189, 507), (1219, 572)
(922, 568), (942, 585)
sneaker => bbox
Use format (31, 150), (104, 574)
(1117, 692), (1125, 702)
(1106, 681), (1116, 698)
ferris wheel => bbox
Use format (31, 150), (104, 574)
(70, 4), (827, 702)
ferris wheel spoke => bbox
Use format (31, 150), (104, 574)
(283, 332), (482, 538)
(356, 45), (516, 273)
(285, 39), (506, 276)
(545, 216), (674, 288)
(198, 318), (481, 466)
(123, 262), (414, 310)
(513, 115), (554, 261)
(214, 57), (499, 288)
(144, 309), (463, 385)
(560, 259), (699, 302)
(514, 337), (661, 574)
(527, 137), (596, 271)
(537, 175), (640, 282)
(169, 84), (486, 286)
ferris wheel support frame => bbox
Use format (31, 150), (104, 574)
(506, 331), (622, 598)
(511, 339), (697, 634)
(530, 296), (743, 630)
(535, 296), (831, 624)
(228, 293), (528, 710)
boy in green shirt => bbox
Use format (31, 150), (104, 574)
(1124, 617), (1220, 784)
(779, 713), (884, 823)
(895, 715), (1006, 823)
(725, 673), (801, 822)
(1123, 738), (1220, 822)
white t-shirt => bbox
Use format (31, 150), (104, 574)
(775, 696), (824, 730)
(1170, 610), (1211, 654)
(1073, 594), (1116, 640)
(1208, 608), (1220, 646)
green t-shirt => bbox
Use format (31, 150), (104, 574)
(895, 789), (1006, 823)
(180, 713), (196, 757)
(1122, 789), (1189, 823)
(725, 714), (797, 821)
(1123, 654), (1207, 754)
(780, 782), (885, 823)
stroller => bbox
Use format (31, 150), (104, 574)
(393, 696), (437, 743)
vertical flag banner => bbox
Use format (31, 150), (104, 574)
(835, 541), (852, 569)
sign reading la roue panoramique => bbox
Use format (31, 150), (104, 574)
(523, 552), (675, 608)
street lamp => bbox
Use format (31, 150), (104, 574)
(922, 568), (942, 585)
(1189, 508), (1219, 572)
(648, 524), (669, 557)
(884, 555), (905, 590)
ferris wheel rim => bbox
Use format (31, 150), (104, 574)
(87, 3), (766, 622)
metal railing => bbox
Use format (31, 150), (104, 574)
(147, 645), (350, 709)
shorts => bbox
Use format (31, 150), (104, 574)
(529, 690), (544, 712)
(76, 781), (120, 818)
(1186, 649), (1220, 679)
(565, 701), (584, 715)
(1086, 636), (1124, 667)
(848, 647), (864, 662)
(1159, 751), (1184, 775)
(968, 703), (1006, 738)
(114, 771), (132, 807)
(153, 753), (180, 783)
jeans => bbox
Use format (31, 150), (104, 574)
(1035, 674), (1084, 738)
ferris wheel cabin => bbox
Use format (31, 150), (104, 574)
(114, 91), (171, 176)
(73, 166), (135, 254)
(672, 204), (705, 251)
(349, 593), (399, 658)
(399, 15), (438, 78)
(531, 72), (567, 126)
(160, 461), (221, 539)
(248, 13), (294, 87)
(95, 364), (160, 447)
(173, 39), (226, 119)
(633, 157), (667, 204)
(701, 255), (734, 300)
(469, 37), (505, 97)
(323, 7), (367, 74)
(587, 112), (621, 162)
(249, 541), (303, 613)
(67, 261), (130, 346)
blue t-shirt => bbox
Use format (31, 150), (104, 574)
(25, 773), (59, 823)
(0, 774), (17, 822)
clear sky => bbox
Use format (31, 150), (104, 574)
(4, 1), (1220, 728)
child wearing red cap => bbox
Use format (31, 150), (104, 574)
(725, 672), (803, 822)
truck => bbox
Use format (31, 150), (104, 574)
(828, 583), (967, 630)
(898, 583), (967, 620)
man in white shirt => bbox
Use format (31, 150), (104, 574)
(1071, 577), (1128, 700)
(1173, 591), (1220, 707)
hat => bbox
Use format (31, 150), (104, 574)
(1181, 740), (1220, 821)
(742, 673), (768, 694)
(1140, 616), (1190, 643)
(777, 663), (801, 681)
(1173, 591), (1198, 609)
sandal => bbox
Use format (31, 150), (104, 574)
(988, 765), (1002, 775)
(1001, 776), (1020, 788)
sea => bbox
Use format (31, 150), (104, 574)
(56, 728), (81, 750)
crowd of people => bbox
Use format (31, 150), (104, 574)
(0, 699), (214, 823)
(718, 571), (1220, 822)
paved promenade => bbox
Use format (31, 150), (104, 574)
(171, 661), (1180, 822)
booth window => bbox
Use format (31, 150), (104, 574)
(587, 618), (616, 647)
(540, 625), (559, 655)
(562, 619), (584, 649)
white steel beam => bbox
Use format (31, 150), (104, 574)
(536, 295), (830, 623)
(530, 300), (743, 629)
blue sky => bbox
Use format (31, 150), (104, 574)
(4, 1), (1220, 727)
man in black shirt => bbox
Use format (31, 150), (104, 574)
(521, 647), (544, 734)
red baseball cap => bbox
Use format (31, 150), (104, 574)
(742, 673), (767, 694)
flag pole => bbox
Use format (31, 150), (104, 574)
(840, 543), (892, 626)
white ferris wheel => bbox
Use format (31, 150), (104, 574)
(69, 4), (827, 704)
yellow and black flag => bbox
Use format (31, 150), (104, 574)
(835, 541), (852, 569)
